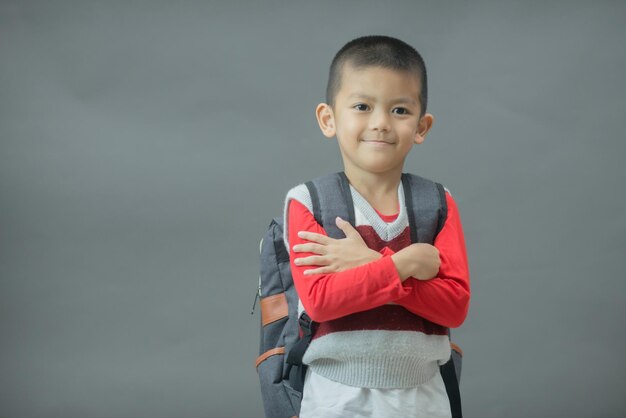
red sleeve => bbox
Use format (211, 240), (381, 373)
(392, 192), (471, 328)
(288, 199), (409, 322)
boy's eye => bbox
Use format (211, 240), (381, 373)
(392, 107), (409, 115)
(353, 104), (369, 111)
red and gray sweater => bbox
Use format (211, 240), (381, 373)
(283, 180), (470, 389)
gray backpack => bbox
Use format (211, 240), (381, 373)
(254, 172), (463, 418)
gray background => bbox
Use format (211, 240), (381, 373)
(1, 1), (625, 417)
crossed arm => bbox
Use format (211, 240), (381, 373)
(293, 218), (440, 281)
(287, 192), (470, 327)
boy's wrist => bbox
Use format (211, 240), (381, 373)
(391, 244), (440, 282)
(390, 246), (418, 282)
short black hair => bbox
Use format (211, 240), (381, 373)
(326, 35), (428, 116)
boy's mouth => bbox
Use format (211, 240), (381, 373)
(360, 138), (395, 145)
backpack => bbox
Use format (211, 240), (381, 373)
(254, 172), (463, 418)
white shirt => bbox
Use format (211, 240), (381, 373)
(299, 368), (453, 418)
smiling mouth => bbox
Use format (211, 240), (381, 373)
(360, 139), (394, 145)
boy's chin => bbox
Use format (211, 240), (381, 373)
(344, 162), (405, 177)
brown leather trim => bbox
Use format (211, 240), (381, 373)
(450, 342), (463, 357)
(255, 347), (285, 368)
(261, 293), (289, 327)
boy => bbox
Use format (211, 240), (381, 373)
(283, 36), (470, 417)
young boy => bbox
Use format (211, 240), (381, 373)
(283, 35), (470, 417)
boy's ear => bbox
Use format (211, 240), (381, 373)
(414, 113), (434, 144)
(315, 103), (336, 138)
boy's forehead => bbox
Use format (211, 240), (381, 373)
(338, 63), (422, 98)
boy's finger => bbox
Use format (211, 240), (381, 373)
(297, 231), (330, 244)
(294, 255), (328, 266)
(303, 266), (334, 275)
(293, 243), (326, 254)
(335, 217), (359, 238)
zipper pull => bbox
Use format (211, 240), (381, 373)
(251, 285), (261, 315)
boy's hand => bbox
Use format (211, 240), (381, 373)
(292, 217), (381, 275)
(391, 243), (440, 281)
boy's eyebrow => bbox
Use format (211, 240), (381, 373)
(393, 97), (418, 105)
(347, 93), (417, 105)
(347, 93), (376, 101)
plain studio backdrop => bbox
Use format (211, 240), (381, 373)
(1, 1), (625, 417)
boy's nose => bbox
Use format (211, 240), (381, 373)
(368, 109), (391, 132)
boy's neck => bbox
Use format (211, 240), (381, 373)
(343, 167), (402, 215)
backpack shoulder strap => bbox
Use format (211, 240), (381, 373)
(305, 172), (355, 239)
(304, 172), (447, 244)
(401, 173), (448, 244)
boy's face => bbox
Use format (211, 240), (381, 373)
(316, 63), (433, 179)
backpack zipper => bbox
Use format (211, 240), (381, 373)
(251, 238), (264, 315)
(251, 278), (261, 315)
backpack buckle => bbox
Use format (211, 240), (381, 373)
(298, 312), (313, 337)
